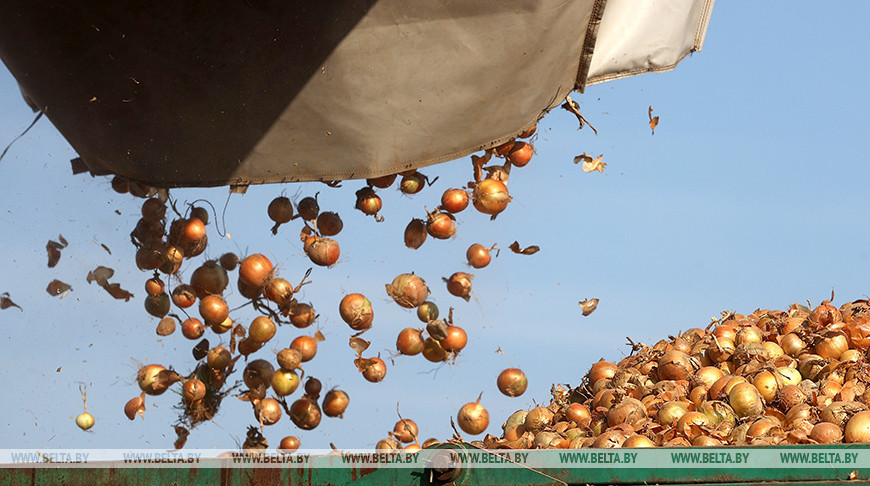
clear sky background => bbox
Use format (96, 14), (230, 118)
(1, 2), (869, 451)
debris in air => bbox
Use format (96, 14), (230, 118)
(579, 298), (599, 316)
(648, 106), (659, 135)
(1, 292), (21, 311)
(574, 153), (606, 173)
(508, 241), (540, 255)
(86, 266), (134, 301)
(46, 235), (68, 268)
(46, 280), (71, 297)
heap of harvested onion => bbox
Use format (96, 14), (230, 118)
(469, 296), (870, 448)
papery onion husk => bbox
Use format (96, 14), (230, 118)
(677, 412), (712, 441)
(798, 355), (828, 381)
(404, 219), (428, 249)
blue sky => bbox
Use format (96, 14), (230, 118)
(0, 2), (869, 451)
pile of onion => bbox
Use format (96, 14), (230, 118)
(460, 296), (870, 449)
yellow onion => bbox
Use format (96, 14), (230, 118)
(606, 398), (646, 427)
(844, 411), (870, 443)
(588, 360), (618, 384)
(778, 385), (809, 412)
(137, 365), (180, 396)
(736, 326), (764, 345)
(533, 432), (562, 449)
(657, 401), (689, 426)
(693, 436), (722, 446)
(695, 366), (725, 388)
(623, 435), (655, 447)
(707, 338), (736, 363)
(810, 421), (843, 444)
(777, 366), (803, 386)
(256, 398), (282, 426)
(729, 382), (764, 418)
(385, 273), (429, 309)
(591, 430), (625, 449)
(657, 351), (696, 381)
(746, 417), (781, 438)
(699, 400), (738, 427)
(820, 401), (868, 428)
(524, 406), (554, 432)
(814, 331), (850, 360)
(763, 341), (785, 359)
(472, 179), (511, 216)
(753, 370), (784, 403)
(677, 412), (712, 441)
(780, 333), (806, 357)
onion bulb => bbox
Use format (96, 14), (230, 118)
(75, 412), (95, 431)
(361, 357), (387, 383)
(396, 328), (425, 356)
(506, 142), (533, 167)
(271, 369), (300, 396)
(268, 196), (294, 234)
(729, 382), (764, 417)
(426, 211), (456, 240)
(257, 398), (283, 426)
(137, 364), (180, 396)
(416, 301), (439, 323)
(385, 273), (429, 308)
(339, 293), (374, 331)
(316, 212), (343, 236)
(278, 436), (300, 452)
(496, 368), (528, 397)
(440, 188), (469, 214)
(323, 390), (350, 418)
(392, 419), (418, 443)
(305, 236), (340, 267)
(444, 272), (473, 301)
(182, 379), (206, 405)
(440, 326), (467, 353)
(466, 244), (493, 269)
(367, 174), (397, 188)
(472, 179), (511, 216)
(457, 400), (489, 435)
(845, 411), (870, 443)
(277, 348), (303, 371)
(239, 254), (274, 288)
(291, 335), (318, 362)
(296, 196), (320, 221)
